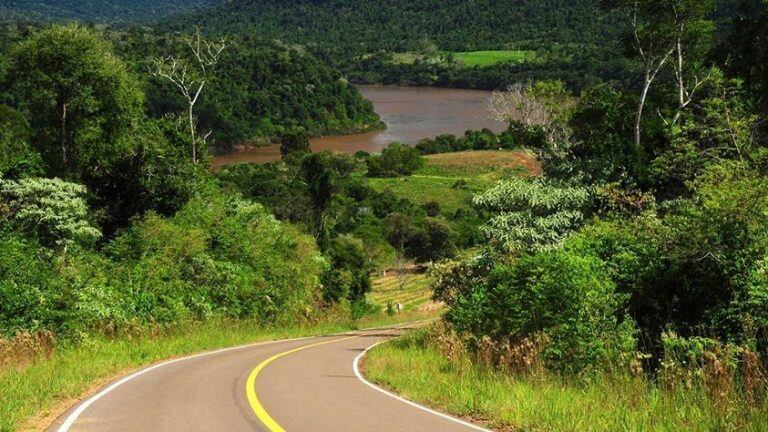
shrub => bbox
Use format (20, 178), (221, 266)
(447, 249), (636, 374)
(0, 177), (101, 249)
(322, 235), (371, 303)
(366, 142), (425, 177)
(473, 177), (591, 254)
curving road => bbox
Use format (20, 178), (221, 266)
(47, 324), (488, 432)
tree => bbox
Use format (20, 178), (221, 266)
(0, 177), (102, 250)
(6, 25), (142, 179)
(667, 0), (716, 125)
(152, 29), (227, 163)
(473, 178), (591, 254)
(604, 0), (675, 149)
(0, 104), (41, 178)
(366, 142), (425, 177)
(300, 151), (359, 249)
(385, 212), (416, 290)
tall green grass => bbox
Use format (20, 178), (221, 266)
(364, 329), (768, 432)
(0, 311), (437, 432)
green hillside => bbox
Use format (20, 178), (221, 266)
(0, 0), (220, 23)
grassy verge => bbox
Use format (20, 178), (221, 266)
(0, 311), (438, 432)
(364, 329), (768, 432)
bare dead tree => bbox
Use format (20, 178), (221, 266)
(487, 81), (572, 155)
(151, 30), (227, 163)
(668, 1), (715, 126)
(488, 82), (549, 127)
(625, 1), (676, 149)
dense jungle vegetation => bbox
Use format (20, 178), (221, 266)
(0, 0), (220, 24)
(360, 1), (768, 429)
(0, 22), (381, 153)
(1, 0), (768, 430)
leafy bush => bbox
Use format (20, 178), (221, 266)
(446, 249), (635, 374)
(473, 177), (591, 254)
(366, 142), (425, 177)
(0, 177), (101, 249)
(322, 235), (371, 303)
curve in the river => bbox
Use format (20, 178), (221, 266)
(212, 85), (504, 167)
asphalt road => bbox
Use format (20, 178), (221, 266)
(47, 324), (488, 432)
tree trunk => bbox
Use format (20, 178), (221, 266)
(636, 74), (651, 149)
(188, 104), (197, 163)
(60, 101), (68, 170)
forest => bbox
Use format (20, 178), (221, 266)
(0, 0), (219, 24)
(1, 0), (768, 430)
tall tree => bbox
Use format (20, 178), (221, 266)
(6, 25), (143, 180)
(604, 0), (676, 149)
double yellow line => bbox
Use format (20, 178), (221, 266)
(245, 336), (358, 431)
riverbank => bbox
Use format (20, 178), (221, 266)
(212, 85), (505, 167)
(363, 329), (768, 432)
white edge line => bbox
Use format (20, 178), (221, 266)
(55, 318), (436, 432)
(55, 335), (311, 432)
(353, 340), (491, 432)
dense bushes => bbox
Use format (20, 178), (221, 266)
(365, 143), (425, 177)
(447, 250), (634, 373)
(0, 189), (326, 337)
(416, 129), (518, 155)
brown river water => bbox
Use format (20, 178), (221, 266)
(211, 85), (505, 167)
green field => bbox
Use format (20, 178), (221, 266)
(367, 150), (538, 214)
(390, 50), (536, 67)
(365, 329), (768, 432)
(450, 50), (536, 67)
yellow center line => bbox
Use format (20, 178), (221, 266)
(245, 335), (359, 431)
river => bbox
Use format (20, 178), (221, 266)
(211, 85), (505, 167)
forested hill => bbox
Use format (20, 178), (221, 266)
(0, 0), (221, 24)
(176, 0), (615, 53)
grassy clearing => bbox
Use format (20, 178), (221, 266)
(0, 311), (438, 432)
(368, 150), (538, 214)
(364, 330), (768, 432)
(450, 50), (536, 67)
(389, 50), (536, 67)
(368, 175), (489, 214)
(368, 273), (438, 313)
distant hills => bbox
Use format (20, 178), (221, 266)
(0, 0), (221, 24)
(176, 0), (615, 53)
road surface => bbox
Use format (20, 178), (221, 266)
(48, 324), (488, 432)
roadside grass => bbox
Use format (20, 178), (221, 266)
(367, 150), (539, 214)
(0, 311), (438, 432)
(368, 273), (438, 313)
(364, 329), (768, 432)
(450, 50), (536, 67)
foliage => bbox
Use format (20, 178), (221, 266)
(0, 104), (41, 178)
(0, 0), (218, 24)
(280, 129), (311, 159)
(4, 24), (143, 180)
(322, 235), (371, 303)
(443, 250), (635, 373)
(0, 177), (101, 248)
(366, 143), (425, 177)
(473, 178), (591, 254)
